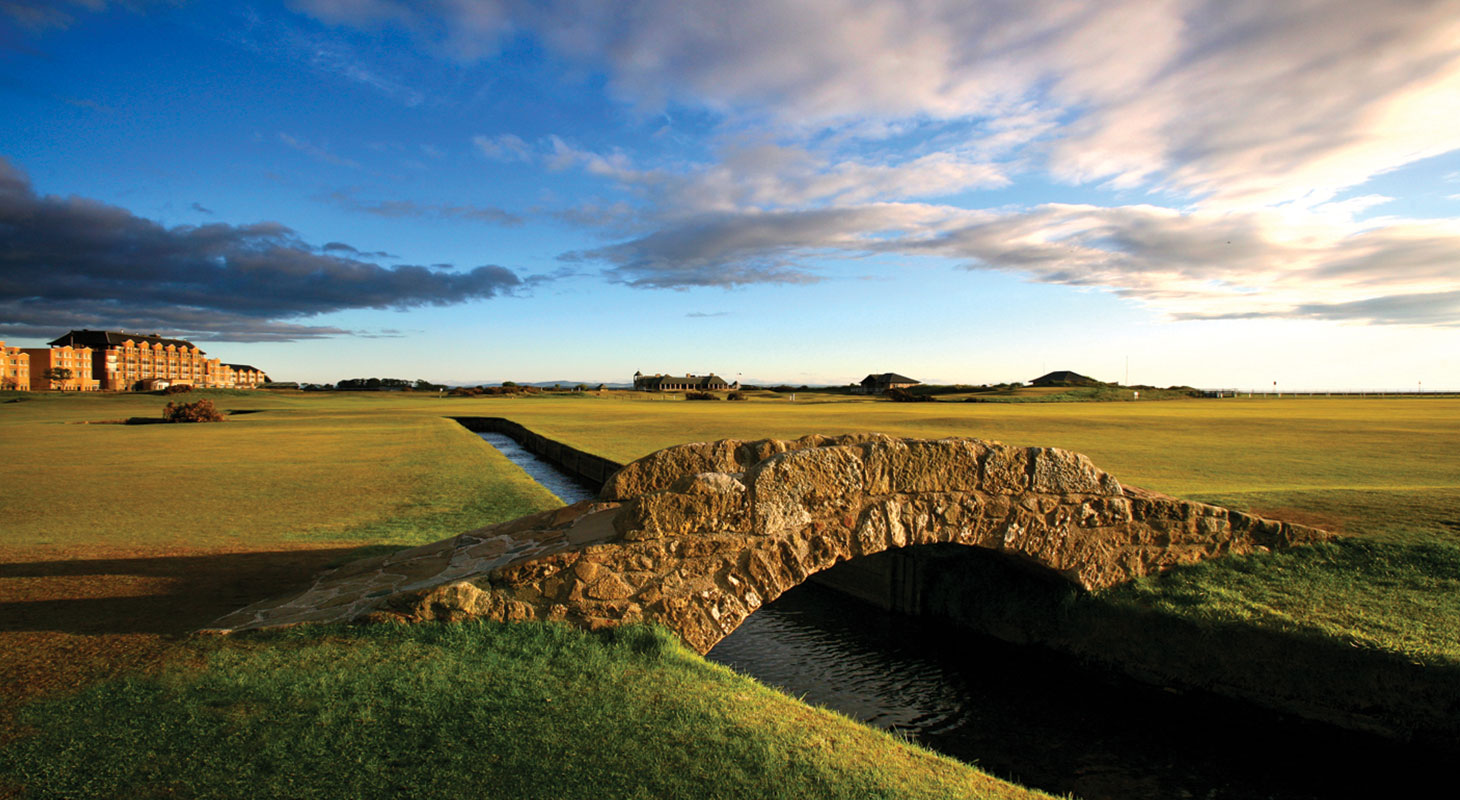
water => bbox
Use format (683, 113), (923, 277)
(706, 579), (1441, 800)
(478, 430), (1442, 799)
(477, 432), (597, 504)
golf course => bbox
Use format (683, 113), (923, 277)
(2, 388), (1457, 799)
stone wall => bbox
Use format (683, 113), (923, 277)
(453, 416), (624, 489)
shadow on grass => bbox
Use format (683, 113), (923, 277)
(0, 545), (402, 637)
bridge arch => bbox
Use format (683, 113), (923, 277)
(209, 434), (1329, 653)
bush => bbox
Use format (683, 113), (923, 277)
(885, 388), (935, 402)
(726, 390), (746, 401)
(162, 384), (193, 395)
(684, 391), (719, 400)
(162, 398), (225, 423)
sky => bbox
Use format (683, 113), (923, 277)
(2, 0), (1459, 389)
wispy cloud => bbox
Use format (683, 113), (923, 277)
(473, 133), (532, 162)
(318, 188), (523, 226)
(292, 1), (1460, 211)
(565, 198), (1460, 325)
(278, 132), (361, 170)
(1, 0), (166, 32)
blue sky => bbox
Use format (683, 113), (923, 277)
(2, 0), (1458, 389)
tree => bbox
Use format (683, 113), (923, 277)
(43, 367), (73, 390)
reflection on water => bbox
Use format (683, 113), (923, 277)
(707, 579), (1440, 800)
(477, 432), (598, 504)
(476, 430), (1439, 799)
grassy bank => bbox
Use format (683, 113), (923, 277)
(2, 623), (1045, 800)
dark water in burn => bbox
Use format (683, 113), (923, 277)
(480, 430), (1440, 800)
(477, 432), (598, 504)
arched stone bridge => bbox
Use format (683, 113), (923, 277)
(208, 434), (1330, 653)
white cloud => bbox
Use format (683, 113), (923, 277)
(472, 133), (533, 162)
(278, 1), (1460, 325)
(292, 0), (1460, 210)
(568, 198), (1460, 324)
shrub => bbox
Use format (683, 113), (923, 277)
(162, 384), (193, 395)
(885, 388), (934, 402)
(684, 391), (719, 400)
(162, 398), (225, 423)
(726, 390), (746, 401)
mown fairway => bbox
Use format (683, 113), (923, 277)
(1, 389), (1456, 798)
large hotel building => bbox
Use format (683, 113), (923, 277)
(1, 342), (29, 391)
(0, 330), (268, 392)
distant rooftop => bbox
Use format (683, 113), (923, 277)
(861, 372), (920, 385)
(49, 329), (203, 353)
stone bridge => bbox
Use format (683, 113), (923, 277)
(207, 434), (1330, 653)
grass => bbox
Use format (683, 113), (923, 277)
(3, 389), (1459, 797)
(0, 623), (1049, 800)
(0, 390), (561, 551)
(1108, 538), (1460, 664)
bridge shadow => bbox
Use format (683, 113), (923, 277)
(0, 546), (400, 637)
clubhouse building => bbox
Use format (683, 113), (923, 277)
(633, 371), (734, 392)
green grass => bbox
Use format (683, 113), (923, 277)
(4, 389), (1459, 797)
(0, 390), (562, 550)
(0, 622), (1049, 800)
(1108, 538), (1460, 664)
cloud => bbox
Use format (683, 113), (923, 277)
(318, 188), (523, 226)
(1, 0), (166, 32)
(278, 132), (362, 169)
(564, 197), (1460, 324)
(0, 158), (523, 341)
(543, 136), (1008, 219)
(288, 0), (513, 61)
(1176, 292), (1460, 328)
(564, 204), (948, 288)
(473, 133), (532, 162)
(190, 202), (213, 214)
(291, 0), (1460, 209)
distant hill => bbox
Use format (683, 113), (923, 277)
(1030, 370), (1105, 387)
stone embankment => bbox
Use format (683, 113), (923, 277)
(208, 433), (1327, 654)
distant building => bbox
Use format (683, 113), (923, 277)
(45, 330), (268, 391)
(1, 342), (29, 391)
(857, 372), (920, 394)
(22, 343), (99, 391)
(1029, 370), (1102, 387)
(633, 371), (733, 391)
(224, 364), (269, 388)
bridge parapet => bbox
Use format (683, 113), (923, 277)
(207, 434), (1329, 653)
